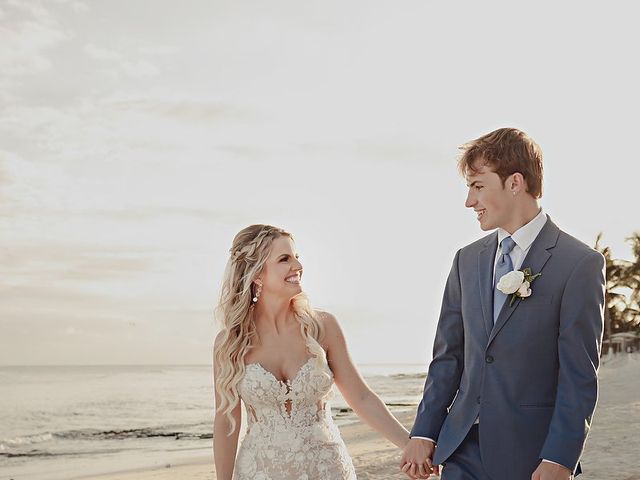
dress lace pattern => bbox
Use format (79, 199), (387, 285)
(233, 357), (357, 480)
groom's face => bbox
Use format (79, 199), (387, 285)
(464, 161), (514, 232)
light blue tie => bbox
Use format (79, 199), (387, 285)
(493, 236), (516, 323)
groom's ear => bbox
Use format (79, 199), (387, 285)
(509, 172), (527, 195)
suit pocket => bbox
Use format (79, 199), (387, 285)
(519, 403), (555, 408)
(519, 294), (553, 307)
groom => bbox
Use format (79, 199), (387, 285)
(401, 128), (605, 480)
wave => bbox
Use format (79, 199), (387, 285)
(56, 427), (213, 441)
(331, 399), (416, 417)
(0, 445), (132, 459)
(0, 425), (212, 456)
(388, 372), (426, 379)
(1, 450), (58, 458)
(0, 432), (54, 447)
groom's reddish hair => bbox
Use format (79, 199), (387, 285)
(458, 128), (544, 199)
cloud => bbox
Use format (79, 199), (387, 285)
(84, 43), (120, 61)
(71, 1), (89, 13)
(121, 59), (159, 77)
(0, 284), (137, 311)
(4, 205), (239, 220)
(6, 0), (50, 20)
(0, 148), (249, 218)
(1, 244), (156, 286)
(83, 43), (160, 78)
(0, 148), (73, 215)
(46, 0), (89, 12)
(0, 160), (10, 186)
(0, 2), (71, 78)
(0, 20), (68, 75)
(138, 45), (179, 56)
(87, 206), (246, 222)
(103, 91), (248, 122)
(0, 89), (257, 184)
(292, 141), (450, 165)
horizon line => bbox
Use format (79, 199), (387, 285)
(0, 362), (428, 368)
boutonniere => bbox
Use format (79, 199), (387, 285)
(497, 268), (542, 306)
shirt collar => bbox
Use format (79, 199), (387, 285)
(497, 208), (548, 251)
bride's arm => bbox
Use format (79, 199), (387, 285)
(319, 312), (410, 449)
(213, 333), (241, 480)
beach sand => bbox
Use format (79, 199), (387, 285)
(77, 354), (639, 480)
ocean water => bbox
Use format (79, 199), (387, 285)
(0, 364), (427, 480)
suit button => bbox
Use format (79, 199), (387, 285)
(485, 355), (494, 363)
(476, 396), (481, 404)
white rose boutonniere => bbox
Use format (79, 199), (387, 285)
(497, 268), (542, 306)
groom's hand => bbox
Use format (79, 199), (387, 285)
(531, 461), (573, 480)
(400, 438), (437, 479)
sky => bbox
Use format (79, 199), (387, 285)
(1, 0), (638, 366)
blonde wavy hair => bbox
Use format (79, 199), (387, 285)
(214, 224), (327, 434)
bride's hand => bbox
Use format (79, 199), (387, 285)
(400, 438), (437, 479)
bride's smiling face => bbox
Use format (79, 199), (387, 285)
(256, 236), (303, 300)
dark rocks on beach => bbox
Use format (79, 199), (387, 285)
(93, 429), (212, 440)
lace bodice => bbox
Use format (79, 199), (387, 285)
(233, 357), (356, 480)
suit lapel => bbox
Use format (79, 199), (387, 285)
(487, 218), (560, 346)
(478, 232), (498, 339)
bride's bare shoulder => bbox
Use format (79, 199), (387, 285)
(313, 310), (345, 342)
(314, 309), (339, 326)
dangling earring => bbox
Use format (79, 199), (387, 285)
(252, 283), (262, 304)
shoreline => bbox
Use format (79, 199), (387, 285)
(76, 354), (640, 479)
(75, 410), (418, 480)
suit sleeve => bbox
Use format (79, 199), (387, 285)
(540, 250), (606, 471)
(410, 249), (465, 440)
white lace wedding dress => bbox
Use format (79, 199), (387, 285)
(234, 356), (357, 479)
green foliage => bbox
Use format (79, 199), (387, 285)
(595, 232), (640, 338)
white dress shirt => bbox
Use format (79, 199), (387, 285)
(412, 209), (562, 468)
(493, 208), (548, 284)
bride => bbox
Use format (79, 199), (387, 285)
(213, 224), (411, 479)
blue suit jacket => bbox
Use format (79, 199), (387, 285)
(411, 218), (605, 479)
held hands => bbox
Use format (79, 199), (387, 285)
(400, 438), (438, 479)
(531, 461), (573, 480)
